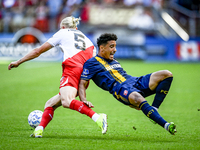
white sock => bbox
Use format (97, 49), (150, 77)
(35, 126), (44, 131)
(164, 123), (170, 131)
(92, 113), (100, 122)
(152, 106), (158, 111)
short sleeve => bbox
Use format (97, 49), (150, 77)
(47, 30), (62, 46)
(81, 59), (97, 80)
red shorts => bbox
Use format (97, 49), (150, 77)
(59, 47), (93, 90)
(60, 66), (82, 90)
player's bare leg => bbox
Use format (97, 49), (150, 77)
(60, 86), (108, 134)
(149, 70), (173, 91)
(30, 94), (62, 138)
(45, 94), (62, 110)
(60, 86), (77, 108)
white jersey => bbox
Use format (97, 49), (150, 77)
(47, 29), (96, 62)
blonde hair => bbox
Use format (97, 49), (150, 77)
(60, 16), (81, 29)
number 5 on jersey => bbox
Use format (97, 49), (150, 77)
(74, 33), (86, 51)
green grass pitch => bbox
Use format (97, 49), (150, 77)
(0, 60), (200, 150)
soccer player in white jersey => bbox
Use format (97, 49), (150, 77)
(8, 16), (107, 137)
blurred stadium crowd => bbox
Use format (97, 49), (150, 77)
(0, 0), (199, 36)
(0, 0), (199, 61)
(0, 0), (163, 33)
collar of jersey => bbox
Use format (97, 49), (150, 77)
(96, 55), (114, 62)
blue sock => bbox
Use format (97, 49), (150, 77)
(139, 101), (167, 127)
(152, 77), (173, 109)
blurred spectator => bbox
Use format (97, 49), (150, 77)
(2, 0), (16, 8)
(11, 0), (26, 32)
(47, 0), (62, 32)
(34, 0), (49, 32)
(58, 0), (83, 28)
(0, 8), (3, 32)
(123, 0), (162, 9)
(61, 0), (83, 17)
(128, 6), (154, 30)
(2, 8), (13, 33)
(25, 0), (39, 6)
(24, 5), (36, 27)
(123, 0), (143, 6)
(2, 0), (16, 32)
(11, 7), (24, 32)
(102, 0), (115, 5)
(80, 1), (90, 23)
(0, 0), (162, 33)
(151, 0), (162, 10)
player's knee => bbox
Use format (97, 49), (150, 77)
(44, 102), (51, 109)
(44, 99), (55, 109)
(61, 101), (70, 108)
(61, 98), (71, 108)
(163, 70), (173, 78)
(44, 94), (61, 109)
(129, 92), (144, 107)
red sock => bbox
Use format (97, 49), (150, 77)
(39, 107), (54, 129)
(69, 100), (95, 118)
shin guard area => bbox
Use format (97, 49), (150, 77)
(69, 100), (95, 118)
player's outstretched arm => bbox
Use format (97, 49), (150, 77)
(8, 42), (52, 70)
(78, 79), (94, 108)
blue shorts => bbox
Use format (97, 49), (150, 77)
(112, 73), (155, 105)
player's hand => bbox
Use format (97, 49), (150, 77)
(82, 101), (94, 108)
(8, 61), (19, 70)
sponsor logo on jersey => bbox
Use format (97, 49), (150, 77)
(109, 64), (121, 70)
(83, 68), (89, 75)
(105, 64), (121, 71)
(123, 90), (128, 96)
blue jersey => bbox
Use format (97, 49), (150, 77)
(81, 55), (132, 91)
(81, 55), (153, 105)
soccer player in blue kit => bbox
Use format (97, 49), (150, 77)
(79, 33), (177, 135)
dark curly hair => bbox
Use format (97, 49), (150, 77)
(97, 33), (118, 48)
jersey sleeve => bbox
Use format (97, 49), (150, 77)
(93, 46), (97, 57)
(81, 59), (97, 81)
(46, 30), (62, 46)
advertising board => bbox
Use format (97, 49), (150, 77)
(0, 27), (63, 61)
